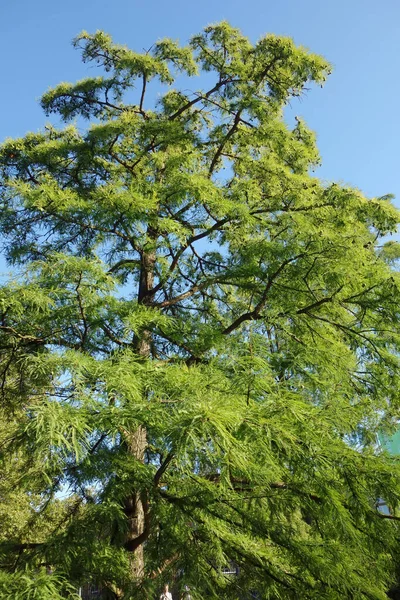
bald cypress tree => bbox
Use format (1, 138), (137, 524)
(1, 22), (400, 599)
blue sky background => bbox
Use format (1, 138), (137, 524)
(0, 0), (399, 225)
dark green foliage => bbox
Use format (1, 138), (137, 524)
(0, 22), (400, 599)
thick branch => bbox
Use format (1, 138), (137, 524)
(147, 217), (230, 298)
(296, 286), (343, 315)
(375, 512), (400, 521)
(155, 281), (210, 308)
(108, 259), (141, 274)
(154, 452), (175, 487)
(209, 110), (242, 176)
(222, 253), (306, 335)
(169, 77), (238, 120)
(75, 272), (88, 345)
(139, 73), (147, 115)
(123, 493), (151, 552)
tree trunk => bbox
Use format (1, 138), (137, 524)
(123, 426), (147, 579)
(123, 234), (156, 580)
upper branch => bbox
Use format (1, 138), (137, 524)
(146, 217), (230, 298)
(222, 252), (307, 335)
(209, 110), (243, 176)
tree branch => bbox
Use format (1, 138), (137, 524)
(296, 286), (343, 315)
(108, 258), (141, 274)
(169, 78), (238, 120)
(139, 73), (147, 116)
(222, 253), (307, 335)
(154, 452), (175, 487)
(147, 217), (230, 298)
(209, 110), (242, 176)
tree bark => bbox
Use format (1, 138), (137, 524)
(123, 231), (156, 580)
(123, 426), (147, 579)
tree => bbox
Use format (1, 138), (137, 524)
(0, 338), (81, 599)
(0, 21), (400, 599)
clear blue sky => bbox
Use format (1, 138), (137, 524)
(0, 0), (399, 201)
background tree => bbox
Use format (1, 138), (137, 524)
(1, 22), (400, 599)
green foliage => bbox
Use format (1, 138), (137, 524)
(0, 21), (399, 600)
(0, 570), (80, 600)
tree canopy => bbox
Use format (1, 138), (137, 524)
(1, 21), (400, 600)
